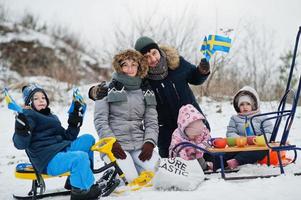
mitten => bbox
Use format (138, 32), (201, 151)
(138, 142), (154, 161)
(68, 101), (83, 128)
(112, 141), (127, 159)
(109, 79), (124, 91)
(198, 58), (210, 75)
(15, 113), (31, 136)
(88, 81), (108, 101)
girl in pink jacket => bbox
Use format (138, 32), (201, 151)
(169, 104), (211, 170)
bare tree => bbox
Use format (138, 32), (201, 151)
(235, 23), (277, 99)
(98, 5), (206, 68)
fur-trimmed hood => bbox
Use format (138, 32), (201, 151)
(159, 45), (180, 70)
(233, 86), (260, 113)
(112, 49), (149, 78)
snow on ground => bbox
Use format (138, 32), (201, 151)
(0, 96), (301, 199)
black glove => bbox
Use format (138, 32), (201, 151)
(109, 79), (124, 91)
(88, 81), (108, 101)
(198, 58), (210, 75)
(138, 142), (154, 161)
(68, 101), (83, 128)
(15, 113), (31, 136)
(112, 141), (127, 159)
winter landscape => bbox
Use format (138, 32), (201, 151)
(1, 0), (301, 199)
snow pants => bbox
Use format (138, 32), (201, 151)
(46, 134), (95, 190)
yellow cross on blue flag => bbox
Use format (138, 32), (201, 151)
(200, 34), (232, 61)
(3, 88), (23, 113)
(68, 88), (87, 115)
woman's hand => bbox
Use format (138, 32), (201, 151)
(112, 141), (127, 159)
(139, 142), (154, 161)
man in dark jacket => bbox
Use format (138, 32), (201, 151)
(134, 37), (210, 157)
(89, 37), (210, 158)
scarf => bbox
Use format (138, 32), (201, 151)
(107, 72), (141, 102)
(146, 50), (168, 80)
(108, 73), (156, 105)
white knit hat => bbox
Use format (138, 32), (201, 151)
(238, 95), (254, 107)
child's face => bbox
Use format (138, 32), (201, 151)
(185, 120), (205, 140)
(32, 92), (47, 111)
(239, 102), (252, 113)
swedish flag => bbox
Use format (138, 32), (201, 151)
(4, 88), (23, 113)
(200, 36), (215, 61)
(200, 34), (231, 61)
(68, 88), (87, 115)
(208, 35), (231, 53)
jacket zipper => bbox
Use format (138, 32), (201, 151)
(172, 82), (180, 100)
(155, 88), (163, 104)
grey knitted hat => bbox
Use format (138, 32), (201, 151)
(134, 36), (160, 54)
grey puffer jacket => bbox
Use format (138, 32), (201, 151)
(226, 86), (273, 140)
(94, 89), (158, 151)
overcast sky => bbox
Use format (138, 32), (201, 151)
(1, 0), (300, 52)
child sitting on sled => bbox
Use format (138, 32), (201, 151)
(222, 86), (273, 169)
(12, 83), (119, 200)
(169, 104), (212, 170)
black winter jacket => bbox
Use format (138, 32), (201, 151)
(148, 46), (210, 149)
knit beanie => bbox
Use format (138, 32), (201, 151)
(134, 36), (160, 54)
(238, 95), (254, 108)
(22, 84), (49, 107)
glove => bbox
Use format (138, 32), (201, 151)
(198, 58), (210, 75)
(138, 142), (154, 161)
(15, 113), (31, 136)
(109, 79), (124, 91)
(68, 101), (83, 128)
(88, 81), (108, 101)
(112, 141), (127, 159)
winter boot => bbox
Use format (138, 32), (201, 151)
(70, 184), (102, 200)
(226, 159), (239, 169)
(64, 176), (71, 190)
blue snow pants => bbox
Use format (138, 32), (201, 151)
(46, 134), (95, 190)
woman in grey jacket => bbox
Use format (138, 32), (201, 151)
(94, 49), (159, 182)
(223, 86), (273, 169)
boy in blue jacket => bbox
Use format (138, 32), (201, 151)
(13, 84), (118, 200)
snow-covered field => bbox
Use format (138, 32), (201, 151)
(1, 96), (301, 200)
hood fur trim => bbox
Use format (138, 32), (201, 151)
(112, 49), (149, 78)
(159, 45), (180, 70)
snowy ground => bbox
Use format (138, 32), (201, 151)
(1, 98), (301, 200)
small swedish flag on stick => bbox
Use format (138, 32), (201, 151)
(200, 34), (232, 61)
(3, 88), (23, 113)
(68, 88), (87, 116)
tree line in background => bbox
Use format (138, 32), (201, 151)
(0, 4), (299, 102)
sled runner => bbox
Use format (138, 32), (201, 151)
(174, 26), (301, 180)
(13, 137), (126, 199)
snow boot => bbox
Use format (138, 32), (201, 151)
(70, 184), (103, 200)
(64, 176), (71, 190)
(226, 159), (239, 169)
